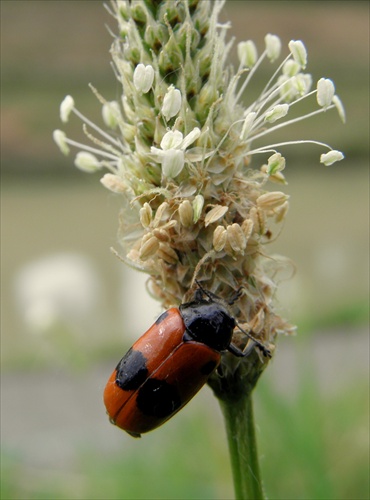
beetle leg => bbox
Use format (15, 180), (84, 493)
(228, 338), (271, 358)
(228, 339), (257, 357)
(216, 363), (224, 376)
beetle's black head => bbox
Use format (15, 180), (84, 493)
(179, 298), (235, 352)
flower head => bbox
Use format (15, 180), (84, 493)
(54, 0), (344, 382)
(150, 128), (202, 178)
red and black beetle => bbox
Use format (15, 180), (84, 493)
(103, 282), (270, 437)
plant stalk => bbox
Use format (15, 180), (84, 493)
(219, 394), (265, 500)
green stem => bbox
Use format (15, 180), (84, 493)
(219, 394), (265, 500)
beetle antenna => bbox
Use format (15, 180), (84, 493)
(194, 279), (217, 302)
(228, 286), (244, 305)
(194, 280), (244, 306)
(234, 320), (272, 358)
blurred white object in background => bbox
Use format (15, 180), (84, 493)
(14, 253), (103, 334)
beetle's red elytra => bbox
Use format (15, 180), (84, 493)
(103, 283), (271, 437)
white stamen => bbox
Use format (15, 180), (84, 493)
(320, 150), (344, 166)
(133, 64), (154, 93)
(332, 95), (346, 123)
(102, 101), (121, 129)
(162, 149), (185, 178)
(317, 78), (335, 109)
(53, 130), (70, 155)
(74, 152), (101, 172)
(60, 95), (75, 123)
(288, 40), (307, 69)
(162, 85), (182, 121)
(238, 40), (258, 68)
(265, 34), (281, 62)
(265, 104), (289, 123)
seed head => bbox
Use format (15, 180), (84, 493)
(54, 0), (345, 381)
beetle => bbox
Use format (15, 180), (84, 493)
(103, 281), (271, 437)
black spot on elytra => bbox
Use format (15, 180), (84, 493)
(155, 310), (169, 325)
(115, 348), (148, 391)
(136, 379), (182, 418)
(200, 360), (218, 375)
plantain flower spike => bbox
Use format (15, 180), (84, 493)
(54, 0), (345, 388)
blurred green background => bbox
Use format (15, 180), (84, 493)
(1, 1), (369, 499)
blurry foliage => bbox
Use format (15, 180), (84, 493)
(2, 375), (368, 499)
